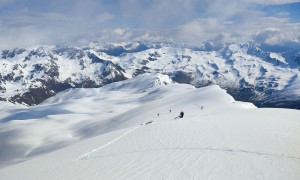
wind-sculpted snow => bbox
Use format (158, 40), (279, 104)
(0, 74), (249, 168)
(0, 73), (299, 179)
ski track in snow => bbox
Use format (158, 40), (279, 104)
(76, 119), (300, 162)
(88, 147), (300, 161)
(76, 125), (141, 160)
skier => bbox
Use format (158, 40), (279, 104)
(174, 111), (184, 119)
(179, 111), (184, 118)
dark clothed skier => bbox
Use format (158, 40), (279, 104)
(179, 111), (184, 118)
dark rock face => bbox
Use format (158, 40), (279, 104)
(7, 73), (127, 106)
(171, 71), (194, 84)
(1, 48), (26, 59)
(10, 87), (57, 105)
(256, 100), (300, 109)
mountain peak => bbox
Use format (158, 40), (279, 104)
(101, 73), (173, 93)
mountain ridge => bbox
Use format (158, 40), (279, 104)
(0, 41), (299, 108)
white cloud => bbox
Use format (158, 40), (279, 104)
(0, 26), (48, 49)
(175, 18), (225, 44)
(172, 13), (300, 45)
(253, 28), (282, 44)
(95, 28), (166, 44)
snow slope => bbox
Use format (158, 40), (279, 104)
(0, 74), (299, 180)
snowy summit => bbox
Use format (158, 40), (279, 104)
(0, 73), (299, 180)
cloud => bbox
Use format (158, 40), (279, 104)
(174, 14), (300, 44)
(0, 25), (48, 49)
(175, 18), (226, 44)
(0, 0), (299, 49)
(253, 28), (282, 44)
(95, 28), (166, 44)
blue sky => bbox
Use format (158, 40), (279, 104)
(258, 2), (300, 21)
(0, 0), (299, 48)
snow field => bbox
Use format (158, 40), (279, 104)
(0, 108), (299, 180)
(0, 73), (299, 180)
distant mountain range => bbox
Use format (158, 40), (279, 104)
(1, 41), (300, 109)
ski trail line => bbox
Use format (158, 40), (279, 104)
(76, 126), (140, 160)
(90, 147), (300, 161)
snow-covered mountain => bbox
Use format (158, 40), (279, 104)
(0, 46), (127, 105)
(0, 74), (299, 179)
(1, 42), (300, 108)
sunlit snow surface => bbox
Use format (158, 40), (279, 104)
(0, 74), (299, 180)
